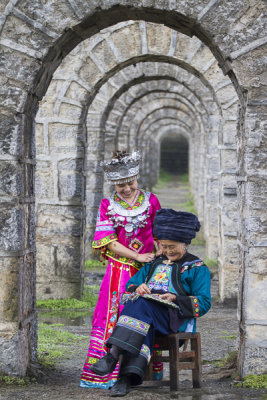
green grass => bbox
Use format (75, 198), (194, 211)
(153, 169), (172, 189)
(234, 374), (267, 389)
(85, 259), (107, 270)
(37, 323), (86, 368)
(37, 287), (98, 311)
(177, 173), (189, 184)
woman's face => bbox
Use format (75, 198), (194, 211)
(115, 179), (138, 200)
(160, 240), (187, 262)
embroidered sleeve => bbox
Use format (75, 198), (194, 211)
(149, 193), (161, 225)
(175, 264), (211, 318)
(92, 199), (118, 248)
(125, 262), (151, 291)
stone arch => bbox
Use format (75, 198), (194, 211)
(0, 1), (265, 378)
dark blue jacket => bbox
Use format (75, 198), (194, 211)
(125, 252), (211, 332)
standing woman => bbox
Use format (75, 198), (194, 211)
(80, 150), (161, 390)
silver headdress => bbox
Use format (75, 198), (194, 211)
(101, 150), (141, 184)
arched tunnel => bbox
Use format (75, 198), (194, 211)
(0, 1), (266, 383)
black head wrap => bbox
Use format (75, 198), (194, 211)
(153, 209), (201, 244)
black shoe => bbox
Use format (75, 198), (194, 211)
(110, 376), (131, 397)
(90, 353), (118, 376)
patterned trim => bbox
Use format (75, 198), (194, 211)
(181, 260), (204, 273)
(116, 315), (150, 336)
(108, 190), (150, 217)
(120, 292), (179, 309)
(140, 344), (151, 363)
(129, 238), (144, 253)
(104, 248), (141, 270)
(95, 225), (115, 232)
(114, 190), (145, 211)
(92, 234), (118, 248)
(190, 296), (200, 317)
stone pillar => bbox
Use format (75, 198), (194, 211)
(238, 98), (267, 376)
(0, 112), (37, 376)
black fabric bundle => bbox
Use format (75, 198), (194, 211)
(153, 208), (201, 244)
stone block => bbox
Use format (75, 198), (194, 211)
(58, 103), (82, 120)
(242, 340), (267, 376)
(244, 272), (267, 322)
(91, 39), (117, 72)
(2, 15), (51, 57)
(0, 43), (41, 85)
(36, 204), (82, 238)
(0, 161), (24, 197)
(49, 123), (83, 153)
(17, 0), (78, 33)
(0, 205), (24, 251)
(0, 262), (19, 322)
(35, 161), (54, 199)
(58, 158), (84, 201)
(78, 56), (102, 87)
(0, 111), (23, 157)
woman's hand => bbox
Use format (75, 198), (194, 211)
(159, 293), (176, 303)
(136, 283), (151, 295)
(135, 252), (155, 263)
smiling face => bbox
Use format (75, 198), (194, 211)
(160, 239), (187, 262)
(115, 179), (138, 201)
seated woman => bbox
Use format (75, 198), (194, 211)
(90, 209), (211, 397)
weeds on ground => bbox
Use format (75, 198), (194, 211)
(234, 374), (267, 389)
(37, 287), (98, 311)
(37, 323), (86, 368)
(215, 351), (238, 368)
(0, 375), (35, 386)
(220, 330), (237, 340)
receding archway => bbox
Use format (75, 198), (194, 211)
(160, 135), (189, 175)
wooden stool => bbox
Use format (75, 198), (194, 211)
(144, 332), (202, 391)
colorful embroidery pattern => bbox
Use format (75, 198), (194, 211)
(140, 344), (151, 362)
(117, 316), (150, 336)
(106, 291), (119, 337)
(104, 248), (141, 269)
(114, 190), (145, 211)
(180, 260), (204, 273)
(147, 265), (172, 292)
(129, 238), (144, 253)
(92, 234), (117, 248)
(190, 296), (200, 317)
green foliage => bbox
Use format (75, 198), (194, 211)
(0, 375), (35, 386)
(85, 259), (107, 270)
(234, 374), (267, 389)
(82, 286), (99, 304)
(204, 258), (218, 268)
(37, 323), (86, 368)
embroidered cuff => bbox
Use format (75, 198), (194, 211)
(92, 234), (118, 248)
(127, 284), (138, 293)
(175, 295), (200, 318)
